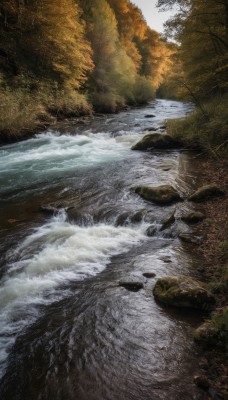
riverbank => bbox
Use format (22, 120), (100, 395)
(185, 155), (228, 399)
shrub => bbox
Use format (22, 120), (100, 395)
(166, 95), (228, 156)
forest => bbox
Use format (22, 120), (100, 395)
(0, 0), (171, 139)
(157, 0), (228, 154)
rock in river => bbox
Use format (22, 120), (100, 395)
(153, 275), (215, 310)
(181, 211), (205, 224)
(132, 133), (182, 151)
(188, 185), (225, 202)
(178, 233), (203, 245)
(135, 185), (182, 205)
(119, 278), (144, 291)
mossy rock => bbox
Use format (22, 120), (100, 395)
(132, 133), (182, 151)
(188, 185), (225, 202)
(181, 211), (206, 224)
(153, 275), (215, 310)
(135, 185), (182, 205)
(193, 321), (219, 348)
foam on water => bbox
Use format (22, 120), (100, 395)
(0, 210), (147, 375)
(0, 131), (138, 195)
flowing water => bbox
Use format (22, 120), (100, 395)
(0, 99), (205, 400)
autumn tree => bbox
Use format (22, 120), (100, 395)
(157, 0), (228, 99)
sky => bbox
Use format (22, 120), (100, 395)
(133, 0), (175, 33)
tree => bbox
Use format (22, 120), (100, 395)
(157, 0), (228, 99)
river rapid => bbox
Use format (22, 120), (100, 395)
(0, 99), (205, 400)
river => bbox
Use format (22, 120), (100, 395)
(0, 99), (205, 400)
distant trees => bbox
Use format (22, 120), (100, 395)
(157, 0), (228, 99)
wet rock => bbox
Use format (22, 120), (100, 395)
(188, 185), (225, 202)
(115, 212), (129, 226)
(159, 125), (166, 130)
(131, 210), (145, 224)
(132, 133), (182, 151)
(143, 127), (158, 132)
(181, 211), (206, 224)
(179, 233), (203, 245)
(146, 225), (157, 237)
(119, 279), (144, 291)
(144, 114), (156, 118)
(194, 321), (219, 348)
(153, 275), (216, 310)
(160, 256), (172, 263)
(40, 203), (65, 214)
(143, 272), (156, 278)
(135, 185), (182, 205)
(194, 375), (210, 390)
(134, 123), (140, 127)
(160, 210), (176, 231)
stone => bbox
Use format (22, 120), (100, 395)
(193, 321), (219, 348)
(131, 210), (145, 224)
(179, 233), (203, 245)
(135, 185), (182, 205)
(115, 212), (129, 226)
(181, 211), (206, 224)
(146, 225), (157, 237)
(188, 185), (225, 202)
(143, 272), (156, 278)
(143, 127), (158, 132)
(160, 210), (176, 231)
(132, 133), (182, 151)
(194, 375), (210, 390)
(160, 256), (172, 263)
(40, 203), (64, 214)
(119, 279), (144, 291)
(153, 275), (215, 310)
(144, 114), (156, 118)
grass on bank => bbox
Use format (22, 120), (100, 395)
(166, 95), (228, 156)
(0, 85), (92, 141)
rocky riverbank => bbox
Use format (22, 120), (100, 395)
(189, 157), (228, 399)
(132, 132), (227, 398)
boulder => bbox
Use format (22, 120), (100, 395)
(132, 133), (182, 151)
(179, 233), (203, 245)
(144, 114), (155, 118)
(135, 185), (182, 205)
(193, 321), (219, 348)
(153, 275), (215, 310)
(119, 279), (144, 291)
(188, 185), (225, 202)
(181, 211), (205, 224)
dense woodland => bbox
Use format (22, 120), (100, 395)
(157, 0), (228, 153)
(0, 0), (171, 137)
(0, 0), (227, 152)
